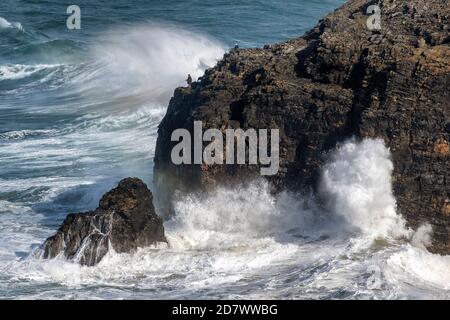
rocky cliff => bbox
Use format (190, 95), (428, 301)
(42, 178), (166, 266)
(154, 0), (450, 254)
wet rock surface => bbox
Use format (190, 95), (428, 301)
(42, 178), (166, 266)
(154, 0), (449, 253)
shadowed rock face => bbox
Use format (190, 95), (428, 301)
(154, 0), (449, 253)
(42, 178), (166, 266)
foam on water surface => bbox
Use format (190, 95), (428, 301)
(1, 138), (448, 299)
(0, 1), (448, 298)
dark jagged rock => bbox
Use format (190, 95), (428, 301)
(154, 0), (449, 253)
(42, 178), (166, 266)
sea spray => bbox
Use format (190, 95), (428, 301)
(168, 180), (308, 249)
(90, 23), (225, 102)
(386, 245), (450, 291)
(0, 17), (24, 31)
(319, 139), (410, 239)
(2, 139), (449, 299)
(411, 224), (433, 250)
(0, 64), (60, 81)
(167, 138), (413, 250)
(0, 0), (448, 299)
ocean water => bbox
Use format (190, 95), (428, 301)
(0, 0), (449, 300)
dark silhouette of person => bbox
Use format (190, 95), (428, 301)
(186, 74), (192, 85)
(234, 42), (239, 49)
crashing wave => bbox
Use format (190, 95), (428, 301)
(0, 64), (61, 81)
(0, 17), (24, 31)
(4, 138), (447, 299)
(88, 23), (225, 103)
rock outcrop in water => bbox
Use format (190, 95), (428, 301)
(154, 0), (450, 254)
(42, 178), (166, 266)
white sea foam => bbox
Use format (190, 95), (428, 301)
(0, 17), (24, 31)
(168, 181), (301, 249)
(2, 138), (448, 299)
(0, 17), (10, 29)
(88, 23), (225, 104)
(320, 139), (410, 240)
(386, 245), (450, 292)
(0, 24), (228, 298)
(0, 201), (49, 261)
(0, 20), (447, 298)
(0, 129), (58, 141)
(0, 64), (59, 81)
(411, 224), (433, 250)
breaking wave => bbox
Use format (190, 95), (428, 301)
(87, 24), (225, 104)
(0, 64), (62, 84)
(0, 24), (225, 104)
(0, 17), (24, 32)
(167, 139), (426, 251)
(0, 8), (447, 298)
(3, 139), (448, 299)
(320, 139), (411, 239)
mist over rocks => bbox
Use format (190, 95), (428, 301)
(154, 0), (450, 254)
(42, 178), (166, 266)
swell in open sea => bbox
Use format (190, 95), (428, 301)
(0, 0), (449, 299)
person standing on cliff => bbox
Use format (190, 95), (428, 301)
(186, 74), (192, 85)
